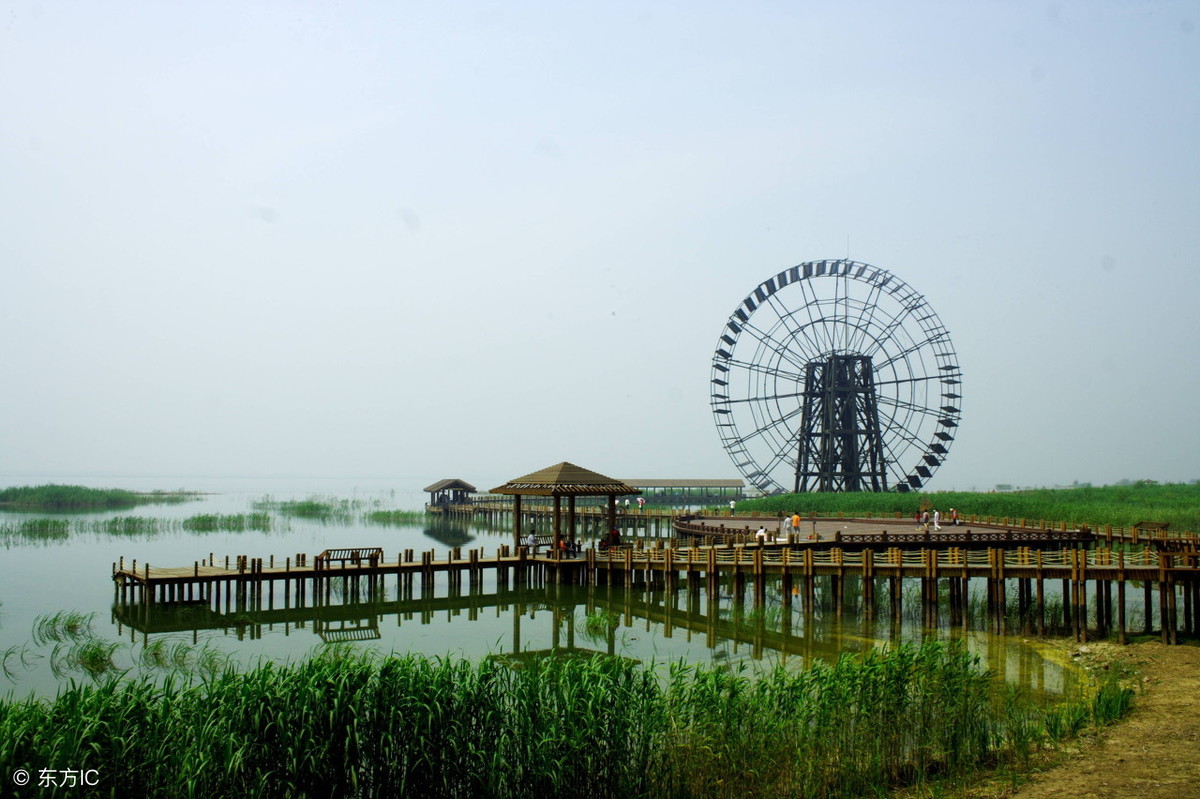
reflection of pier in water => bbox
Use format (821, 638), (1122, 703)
(111, 579), (1054, 688)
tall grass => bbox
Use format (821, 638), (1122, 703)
(0, 641), (1130, 798)
(0, 484), (190, 511)
(32, 612), (96, 645)
(181, 513), (272, 533)
(737, 482), (1200, 532)
(255, 495), (365, 523)
(0, 513), (276, 544)
(366, 509), (426, 525)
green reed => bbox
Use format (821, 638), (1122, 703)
(136, 639), (233, 677)
(0, 484), (192, 511)
(32, 612), (96, 645)
(583, 610), (621, 642)
(1, 512), (277, 544)
(0, 640), (1132, 798)
(49, 639), (120, 680)
(738, 482), (1200, 534)
(365, 509), (426, 525)
(255, 495), (364, 523)
(181, 513), (272, 533)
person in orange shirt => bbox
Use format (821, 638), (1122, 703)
(790, 513), (801, 535)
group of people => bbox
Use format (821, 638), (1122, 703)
(915, 507), (960, 531)
(525, 530), (586, 557)
(525, 528), (624, 556)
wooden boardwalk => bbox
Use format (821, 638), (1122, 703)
(113, 530), (1200, 645)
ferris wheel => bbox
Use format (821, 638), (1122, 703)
(710, 259), (962, 494)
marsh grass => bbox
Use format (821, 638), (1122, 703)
(137, 639), (234, 677)
(32, 612), (96, 645)
(1, 645), (39, 681)
(0, 640), (1131, 798)
(739, 482), (1200, 533)
(365, 509), (426, 525)
(255, 495), (365, 523)
(1, 511), (279, 544)
(0, 484), (192, 511)
(583, 610), (621, 642)
(181, 513), (272, 533)
(50, 639), (120, 679)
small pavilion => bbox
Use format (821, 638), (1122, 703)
(490, 462), (640, 548)
(424, 479), (477, 507)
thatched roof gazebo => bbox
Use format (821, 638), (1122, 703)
(491, 462), (640, 548)
(423, 478), (477, 507)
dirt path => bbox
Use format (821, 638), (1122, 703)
(1006, 641), (1200, 798)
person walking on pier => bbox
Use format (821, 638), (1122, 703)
(921, 511), (930, 532)
(790, 513), (801, 535)
(756, 525), (767, 545)
(950, 507), (960, 525)
(526, 530), (537, 554)
(933, 509), (941, 531)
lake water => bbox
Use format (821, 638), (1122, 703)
(0, 475), (1082, 700)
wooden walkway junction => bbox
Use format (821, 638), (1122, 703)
(113, 533), (1200, 646)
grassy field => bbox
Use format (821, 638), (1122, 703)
(733, 482), (1200, 533)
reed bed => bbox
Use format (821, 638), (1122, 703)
(254, 495), (377, 524)
(0, 512), (278, 544)
(181, 513), (272, 533)
(737, 482), (1200, 533)
(0, 641), (1131, 798)
(135, 639), (234, 677)
(32, 612), (96, 645)
(0, 484), (191, 511)
(365, 509), (427, 525)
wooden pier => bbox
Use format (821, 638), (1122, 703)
(114, 536), (1200, 645)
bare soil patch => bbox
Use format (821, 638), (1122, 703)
(1001, 640), (1200, 798)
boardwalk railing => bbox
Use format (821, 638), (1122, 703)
(114, 538), (1200, 646)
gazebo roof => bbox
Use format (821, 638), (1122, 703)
(423, 478), (477, 493)
(490, 462), (641, 497)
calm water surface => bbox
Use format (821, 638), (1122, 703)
(0, 475), (1081, 700)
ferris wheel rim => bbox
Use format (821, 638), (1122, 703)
(710, 259), (962, 494)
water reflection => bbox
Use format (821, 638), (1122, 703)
(112, 576), (1077, 698)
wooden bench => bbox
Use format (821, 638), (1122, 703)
(314, 548), (383, 571)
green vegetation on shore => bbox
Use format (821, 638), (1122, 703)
(735, 482), (1200, 532)
(0, 484), (193, 512)
(0, 642), (1131, 798)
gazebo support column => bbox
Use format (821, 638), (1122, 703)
(513, 494), (523, 549)
(553, 495), (562, 548)
(608, 494), (616, 540)
(568, 496), (577, 544)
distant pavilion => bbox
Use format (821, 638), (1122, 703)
(491, 462), (640, 548)
(424, 479), (477, 507)
(621, 478), (745, 503)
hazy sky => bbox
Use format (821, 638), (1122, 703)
(2, 2), (1197, 492)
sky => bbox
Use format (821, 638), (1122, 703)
(1, 1), (1197, 493)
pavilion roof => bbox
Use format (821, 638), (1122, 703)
(490, 461), (641, 497)
(423, 478), (477, 493)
